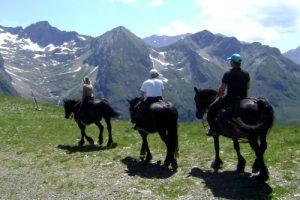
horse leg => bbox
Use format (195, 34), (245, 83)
(77, 123), (85, 146)
(104, 117), (113, 147)
(77, 123), (94, 146)
(167, 125), (179, 171)
(258, 133), (269, 181)
(232, 138), (246, 173)
(139, 130), (152, 161)
(95, 121), (104, 146)
(211, 135), (223, 170)
(158, 130), (172, 168)
(249, 135), (269, 182)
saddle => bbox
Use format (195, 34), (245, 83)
(216, 98), (260, 138)
(133, 99), (165, 125)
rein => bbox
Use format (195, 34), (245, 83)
(202, 110), (209, 129)
(200, 93), (218, 129)
(202, 119), (208, 129)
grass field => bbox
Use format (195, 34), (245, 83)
(0, 94), (299, 199)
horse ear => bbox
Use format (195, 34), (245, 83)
(194, 86), (199, 93)
(127, 99), (130, 103)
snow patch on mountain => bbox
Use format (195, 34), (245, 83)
(149, 50), (174, 67)
(20, 38), (45, 51)
(0, 32), (18, 49)
(1, 30), (78, 55)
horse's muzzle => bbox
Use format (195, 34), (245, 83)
(196, 111), (204, 119)
(65, 115), (69, 119)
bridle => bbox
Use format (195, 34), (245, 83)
(197, 93), (219, 129)
(202, 116), (209, 129)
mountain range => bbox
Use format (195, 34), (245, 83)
(283, 47), (300, 65)
(144, 33), (190, 47)
(1, 21), (300, 124)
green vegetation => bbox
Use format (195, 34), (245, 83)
(0, 95), (299, 199)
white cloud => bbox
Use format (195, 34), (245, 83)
(156, 0), (300, 51)
(156, 20), (198, 36)
(193, 0), (300, 50)
(147, 0), (166, 7)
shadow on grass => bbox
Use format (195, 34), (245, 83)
(121, 156), (176, 179)
(56, 143), (117, 154)
(188, 167), (273, 199)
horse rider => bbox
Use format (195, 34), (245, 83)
(206, 53), (250, 136)
(134, 68), (164, 129)
(76, 76), (94, 119)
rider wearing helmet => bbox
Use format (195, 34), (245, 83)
(206, 53), (250, 136)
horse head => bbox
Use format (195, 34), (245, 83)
(63, 99), (78, 119)
(127, 97), (142, 122)
(194, 87), (218, 119)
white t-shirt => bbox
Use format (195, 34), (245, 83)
(140, 78), (164, 98)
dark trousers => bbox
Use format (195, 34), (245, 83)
(207, 95), (236, 131)
(79, 96), (94, 117)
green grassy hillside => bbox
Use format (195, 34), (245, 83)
(0, 95), (299, 199)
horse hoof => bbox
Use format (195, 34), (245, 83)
(237, 163), (245, 173)
(87, 138), (94, 145)
(78, 141), (84, 146)
(171, 162), (178, 171)
(252, 159), (260, 173)
(255, 174), (269, 183)
(146, 155), (152, 162)
(237, 166), (245, 173)
(211, 159), (223, 170)
(252, 168), (259, 173)
(140, 155), (146, 161)
(164, 162), (170, 168)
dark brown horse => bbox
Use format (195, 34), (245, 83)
(194, 87), (274, 182)
(128, 97), (179, 170)
(63, 99), (119, 147)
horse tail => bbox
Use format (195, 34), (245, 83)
(168, 111), (179, 158)
(107, 105), (120, 118)
(100, 100), (120, 118)
(257, 97), (274, 129)
(234, 98), (274, 131)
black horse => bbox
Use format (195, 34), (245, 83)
(128, 97), (179, 170)
(194, 87), (274, 182)
(63, 99), (119, 147)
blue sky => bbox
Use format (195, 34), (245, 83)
(1, 0), (300, 52)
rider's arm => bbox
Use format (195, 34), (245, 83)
(80, 85), (88, 106)
(140, 91), (145, 101)
(218, 83), (226, 96)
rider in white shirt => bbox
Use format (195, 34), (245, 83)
(134, 69), (164, 129)
(140, 69), (164, 100)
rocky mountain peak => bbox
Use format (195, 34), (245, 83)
(18, 21), (79, 47)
